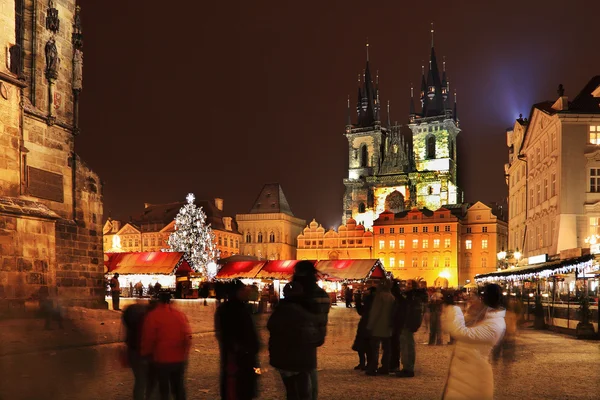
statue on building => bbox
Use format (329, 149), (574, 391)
(72, 6), (83, 50)
(46, 1), (60, 33)
(45, 38), (59, 80)
(73, 49), (83, 91)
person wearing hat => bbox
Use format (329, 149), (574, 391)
(291, 260), (330, 399)
(141, 291), (192, 400)
(110, 273), (121, 311)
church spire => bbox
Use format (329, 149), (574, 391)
(409, 84), (416, 120)
(347, 95), (352, 126)
(423, 24), (444, 117)
(358, 41), (376, 127)
(420, 64), (426, 110)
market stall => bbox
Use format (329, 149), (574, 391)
(316, 259), (387, 303)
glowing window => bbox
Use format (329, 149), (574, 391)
(444, 257), (450, 267)
(422, 258), (428, 268)
(389, 257), (395, 268)
(590, 169), (600, 192)
(399, 259), (405, 268)
(433, 239), (440, 248)
(379, 240), (385, 250)
(389, 240), (395, 249)
(433, 257), (439, 268)
(412, 239), (418, 249)
(412, 257), (418, 267)
(422, 239), (429, 249)
(444, 238), (451, 248)
(399, 240), (405, 249)
(482, 239), (488, 249)
(465, 240), (472, 250)
(590, 125), (600, 145)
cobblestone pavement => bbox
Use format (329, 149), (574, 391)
(0, 300), (598, 400)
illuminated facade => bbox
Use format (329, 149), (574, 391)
(343, 35), (461, 229)
(103, 198), (241, 257)
(296, 218), (374, 260)
(373, 202), (507, 287)
(506, 78), (600, 259)
(237, 184), (306, 260)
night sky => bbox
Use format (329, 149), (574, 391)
(77, 0), (600, 229)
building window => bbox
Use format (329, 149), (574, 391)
(590, 125), (600, 145)
(399, 228), (405, 233)
(551, 173), (556, 197)
(482, 258), (487, 268)
(342, 240), (346, 245)
(423, 227), (428, 233)
(444, 238), (451, 248)
(412, 227), (418, 233)
(466, 227), (472, 234)
(144, 239), (148, 246)
(482, 239), (488, 249)
(135, 240), (139, 248)
(530, 188), (534, 208)
(361, 145), (368, 167)
(349, 240), (354, 244)
(399, 259), (405, 268)
(390, 228), (395, 234)
(423, 239), (429, 248)
(389, 257), (395, 268)
(312, 241), (317, 246)
(230, 238), (233, 247)
(218, 237), (223, 246)
(466, 258), (471, 269)
(426, 135), (436, 159)
(465, 240), (472, 250)
(444, 225), (450, 232)
(151, 238), (156, 246)
(379, 228), (385, 234)
(434, 226), (440, 232)
(422, 258), (428, 268)
(412, 239), (418, 249)
(536, 183), (541, 205)
(379, 240), (385, 250)
(590, 217), (600, 235)
(399, 240), (405, 249)
(590, 169), (600, 192)
(433, 257), (439, 268)
(444, 257), (450, 267)
(482, 227), (488, 233)
(357, 239), (362, 244)
(235, 240), (239, 248)
(358, 202), (366, 213)
(128, 240), (133, 247)
(412, 257), (418, 268)
(536, 147), (540, 164)
(389, 240), (395, 249)
(551, 131), (556, 150)
(246, 233), (251, 243)
(257, 232), (263, 243)
(433, 239), (440, 248)
(543, 224), (548, 247)
(269, 232), (275, 243)
(543, 179), (548, 201)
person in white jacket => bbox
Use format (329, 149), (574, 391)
(441, 284), (506, 400)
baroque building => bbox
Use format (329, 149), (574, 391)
(296, 218), (374, 261)
(237, 184), (305, 260)
(103, 198), (241, 258)
(343, 36), (461, 229)
(506, 78), (600, 259)
(373, 202), (507, 287)
(0, 1), (104, 307)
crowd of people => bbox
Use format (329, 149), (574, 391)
(118, 264), (519, 400)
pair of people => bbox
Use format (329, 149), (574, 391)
(123, 291), (192, 400)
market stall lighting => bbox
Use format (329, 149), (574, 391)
(514, 249), (522, 260)
(497, 250), (507, 261)
(475, 258), (597, 283)
(529, 293), (534, 297)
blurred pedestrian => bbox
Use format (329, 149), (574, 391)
(493, 296), (518, 365)
(123, 299), (157, 400)
(365, 280), (395, 376)
(393, 279), (423, 378)
(441, 284), (506, 400)
(268, 281), (322, 400)
(135, 281), (143, 297)
(200, 282), (210, 306)
(291, 261), (331, 399)
(429, 288), (443, 345)
(249, 283), (259, 313)
(110, 273), (121, 311)
(352, 286), (376, 370)
(344, 286), (353, 308)
(141, 291), (192, 400)
(215, 281), (260, 400)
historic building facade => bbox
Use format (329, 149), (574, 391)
(237, 184), (305, 260)
(373, 202), (507, 286)
(103, 198), (241, 258)
(0, 1), (104, 307)
(343, 37), (461, 229)
(296, 218), (374, 260)
(506, 78), (600, 259)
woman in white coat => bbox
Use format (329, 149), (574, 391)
(442, 284), (506, 400)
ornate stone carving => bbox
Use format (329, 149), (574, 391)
(72, 6), (83, 50)
(44, 38), (59, 80)
(46, 1), (60, 33)
(73, 49), (83, 91)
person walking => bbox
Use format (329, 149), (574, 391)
(110, 273), (121, 311)
(215, 281), (260, 400)
(393, 279), (423, 378)
(352, 286), (376, 370)
(365, 280), (395, 376)
(441, 284), (506, 400)
(429, 288), (444, 345)
(291, 261), (330, 399)
(268, 281), (323, 399)
(141, 291), (192, 400)
(344, 286), (353, 308)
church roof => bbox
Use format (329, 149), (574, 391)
(568, 76), (600, 113)
(249, 183), (294, 216)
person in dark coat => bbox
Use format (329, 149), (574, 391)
(268, 281), (323, 399)
(393, 279), (423, 378)
(352, 286), (376, 370)
(390, 281), (402, 372)
(344, 286), (353, 308)
(215, 281), (260, 400)
(200, 282), (210, 306)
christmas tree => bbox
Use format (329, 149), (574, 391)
(166, 193), (220, 279)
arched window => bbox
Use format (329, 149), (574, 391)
(360, 145), (368, 167)
(245, 232), (251, 243)
(269, 232), (275, 243)
(257, 232), (263, 243)
(449, 139), (454, 160)
(358, 202), (366, 213)
(426, 135), (436, 159)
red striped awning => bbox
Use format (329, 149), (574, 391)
(316, 259), (385, 281)
(105, 252), (192, 275)
(256, 260), (317, 280)
(215, 261), (266, 279)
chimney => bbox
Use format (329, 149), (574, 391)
(215, 198), (224, 211)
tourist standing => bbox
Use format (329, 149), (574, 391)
(292, 261), (330, 399)
(110, 273), (121, 311)
(344, 286), (353, 308)
(441, 284), (506, 400)
(141, 291), (192, 400)
(365, 280), (395, 376)
(429, 288), (444, 345)
(393, 279), (423, 378)
(215, 281), (260, 400)
(352, 286), (376, 370)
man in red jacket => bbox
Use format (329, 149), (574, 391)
(141, 291), (192, 400)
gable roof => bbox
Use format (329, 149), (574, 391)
(249, 183), (294, 216)
(569, 76), (600, 113)
(117, 222), (141, 235)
